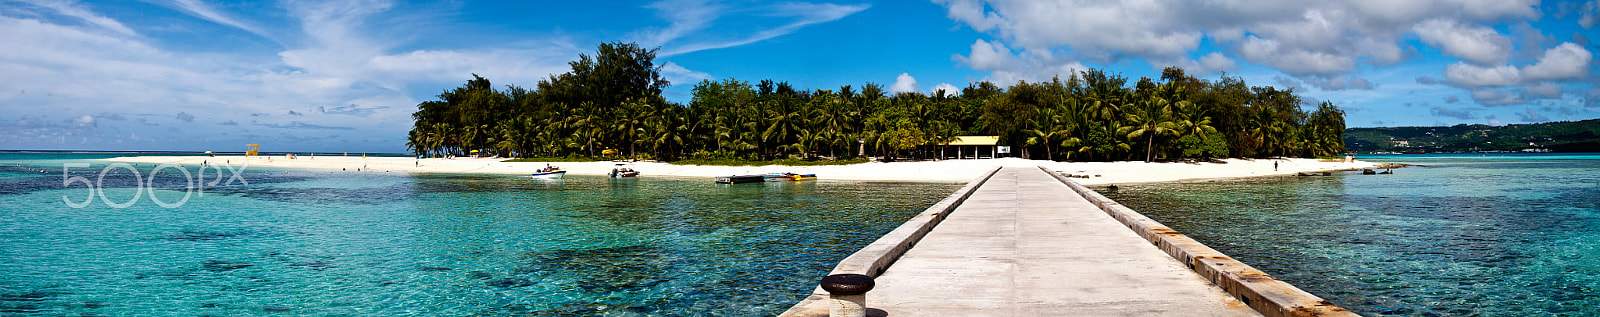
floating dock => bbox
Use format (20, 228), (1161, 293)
(781, 167), (1356, 317)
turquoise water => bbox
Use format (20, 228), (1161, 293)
(0, 153), (962, 315)
(1101, 153), (1600, 316)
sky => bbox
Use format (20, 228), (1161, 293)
(2, 0), (1597, 153)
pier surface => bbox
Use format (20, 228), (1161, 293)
(785, 167), (1259, 316)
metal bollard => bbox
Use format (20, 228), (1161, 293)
(820, 274), (874, 317)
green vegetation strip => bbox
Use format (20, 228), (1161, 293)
(1345, 118), (1600, 153)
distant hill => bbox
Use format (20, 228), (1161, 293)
(1344, 119), (1600, 153)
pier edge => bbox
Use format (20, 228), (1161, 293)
(778, 167), (1002, 317)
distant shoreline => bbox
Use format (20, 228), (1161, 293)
(102, 155), (1378, 185)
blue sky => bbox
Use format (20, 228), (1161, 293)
(2, 0), (1597, 153)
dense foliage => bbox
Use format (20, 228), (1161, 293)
(1345, 119), (1600, 153)
(407, 42), (1347, 162)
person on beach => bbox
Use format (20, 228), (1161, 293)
(1274, 161), (1279, 171)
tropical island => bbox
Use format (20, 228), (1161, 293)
(404, 42), (1350, 165)
(105, 42), (1376, 184)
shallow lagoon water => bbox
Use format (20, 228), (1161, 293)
(1101, 153), (1600, 316)
(0, 153), (961, 315)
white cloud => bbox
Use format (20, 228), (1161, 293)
(659, 61), (712, 84)
(1199, 52), (1237, 72)
(654, 2), (870, 56)
(932, 83), (961, 96)
(958, 39), (1019, 72)
(168, 0), (274, 39)
(954, 39), (1087, 85)
(0, 0), (578, 150)
(1470, 88), (1526, 106)
(1252, 9), (1345, 51)
(1237, 36), (1355, 76)
(1521, 43), (1593, 81)
(1412, 18), (1512, 65)
(1161, 52), (1238, 76)
(635, 0), (722, 48)
(12, 0), (136, 35)
(1522, 82), (1564, 99)
(936, 0), (1201, 60)
(1444, 63), (1521, 88)
(890, 73), (921, 94)
(1439, 42), (1594, 107)
(934, 0), (1544, 84)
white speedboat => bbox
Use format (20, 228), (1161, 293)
(530, 165), (566, 178)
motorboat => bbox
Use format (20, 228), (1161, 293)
(609, 163), (640, 178)
(530, 165), (566, 178)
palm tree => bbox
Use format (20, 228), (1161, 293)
(1172, 100), (1217, 158)
(571, 102), (602, 157)
(618, 97), (652, 157)
(763, 103), (803, 158)
(808, 93), (847, 157)
(645, 106), (688, 160)
(1246, 106), (1284, 157)
(493, 120), (519, 157)
(1022, 107), (1071, 161)
(924, 120), (960, 159)
(428, 122), (453, 158)
(1124, 97), (1178, 162)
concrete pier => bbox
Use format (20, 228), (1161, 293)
(783, 167), (1348, 316)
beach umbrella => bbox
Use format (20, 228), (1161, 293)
(204, 151), (212, 154)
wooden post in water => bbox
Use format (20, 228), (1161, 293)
(820, 274), (874, 317)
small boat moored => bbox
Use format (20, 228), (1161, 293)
(609, 163), (640, 178)
(763, 172), (816, 181)
(716, 174), (766, 184)
(530, 165), (566, 178)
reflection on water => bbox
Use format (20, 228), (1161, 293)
(1102, 154), (1600, 316)
(0, 157), (961, 316)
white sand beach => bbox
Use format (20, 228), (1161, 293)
(104, 155), (1378, 185)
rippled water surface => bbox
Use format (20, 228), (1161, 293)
(1101, 153), (1600, 316)
(0, 153), (961, 315)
